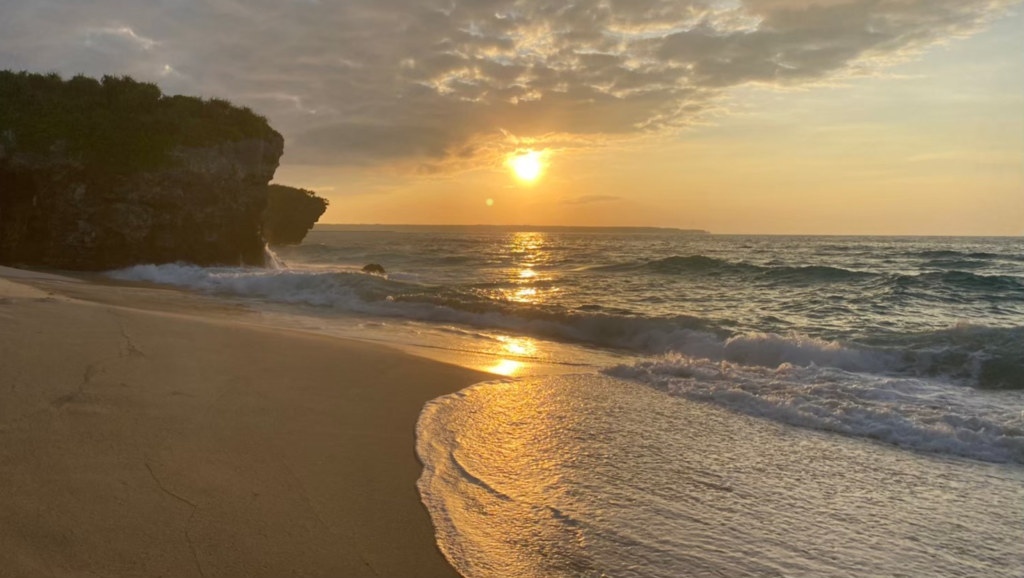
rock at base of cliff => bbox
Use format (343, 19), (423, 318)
(262, 184), (329, 246)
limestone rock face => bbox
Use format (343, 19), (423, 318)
(0, 135), (283, 270)
(262, 184), (329, 246)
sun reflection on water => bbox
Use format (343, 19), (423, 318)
(501, 286), (558, 304)
(500, 232), (558, 305)
(497, 335), (536, 356)
(479, 335), (540, 375)
(486, 358), (525, 376)
(509, 232), (546, 263)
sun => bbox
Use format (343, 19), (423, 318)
(508, 150), (544, 182)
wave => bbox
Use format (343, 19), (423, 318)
(605, 356), (1024, 464)
(915, 250), (967, 259)
(274, 242), (492, 268)
(875, 325), (1024, 390)
(108, 263), (1023, 389)
(913, 249), (1024, 262)
(891, 270), (1023, 293)
(107, 262), (719, 347)
(591, 255), (873, 281)
(589, 255), (749, 274)
(592, 255), (1024, 291)
(651, 259), (1021, 294)
(647, 255), (755, 274)
(921, 259), (987, 270)
(762, 264), (874, 282)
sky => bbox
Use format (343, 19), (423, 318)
(1, 0), (1021, 235)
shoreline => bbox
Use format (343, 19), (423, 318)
(0, 266), (488, 577)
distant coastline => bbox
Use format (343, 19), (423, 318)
(314, 224), (711, 235)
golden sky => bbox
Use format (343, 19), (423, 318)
(3, 0), (1022, 234)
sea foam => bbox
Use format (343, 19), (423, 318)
(605, 355), (1024, 464)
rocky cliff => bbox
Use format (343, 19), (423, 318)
(262, 184), (329, 245)
(0, 71), (284, 270)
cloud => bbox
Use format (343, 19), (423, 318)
(559, 194), (622, 205)
(0, 0), (1015, 171)
(83, 27), (157, 52)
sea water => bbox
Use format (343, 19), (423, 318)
(110, 230), (1024, 576)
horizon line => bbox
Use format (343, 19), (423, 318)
(313, 224), (1023, 238)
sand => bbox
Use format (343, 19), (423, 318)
(0, 266), (489, 577)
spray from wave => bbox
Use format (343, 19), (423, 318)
(263, 244), (286, 270)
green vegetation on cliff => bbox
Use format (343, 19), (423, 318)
(0, 70), (278, 175)
(263, 185), (329, 245)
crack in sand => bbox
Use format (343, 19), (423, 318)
(115, 316), (146, 358)
(48, 307), (138, 411)
(145, 462), (205, 578)
(50, 362), (103, 408)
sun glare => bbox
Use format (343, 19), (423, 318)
(509, 150), (544, 182)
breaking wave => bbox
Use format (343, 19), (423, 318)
(109, 263), (1023, 389)
(605, 356), (1024, 464)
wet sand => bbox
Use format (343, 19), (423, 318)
(0, 266), (487, 577)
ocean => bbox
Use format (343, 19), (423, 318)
(110, 229), (1024, 577)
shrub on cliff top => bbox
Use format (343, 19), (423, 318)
(0, 70), (278, 175)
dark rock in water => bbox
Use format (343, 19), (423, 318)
(262, 184), (328, 246)
(362, 263), (386, 275)
(0, 71), (284, 270)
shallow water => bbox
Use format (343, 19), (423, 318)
(108, 230), (1024, 576)
(418, 375), (1024, 578)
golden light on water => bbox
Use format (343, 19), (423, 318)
(500, 232), (558, 304)
(508, 150), (544, 183)
(483, 336), (537, 376)
(486, 358), (524, 376)
(510, 287), (538, 303)
(497, 335), (536, 356)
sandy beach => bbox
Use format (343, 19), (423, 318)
(2, 7), (1020, 573)
(0, 266), (488, 577)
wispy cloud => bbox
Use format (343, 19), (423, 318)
(559, 194), (621, 205)
(83, 26), (157, 51)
